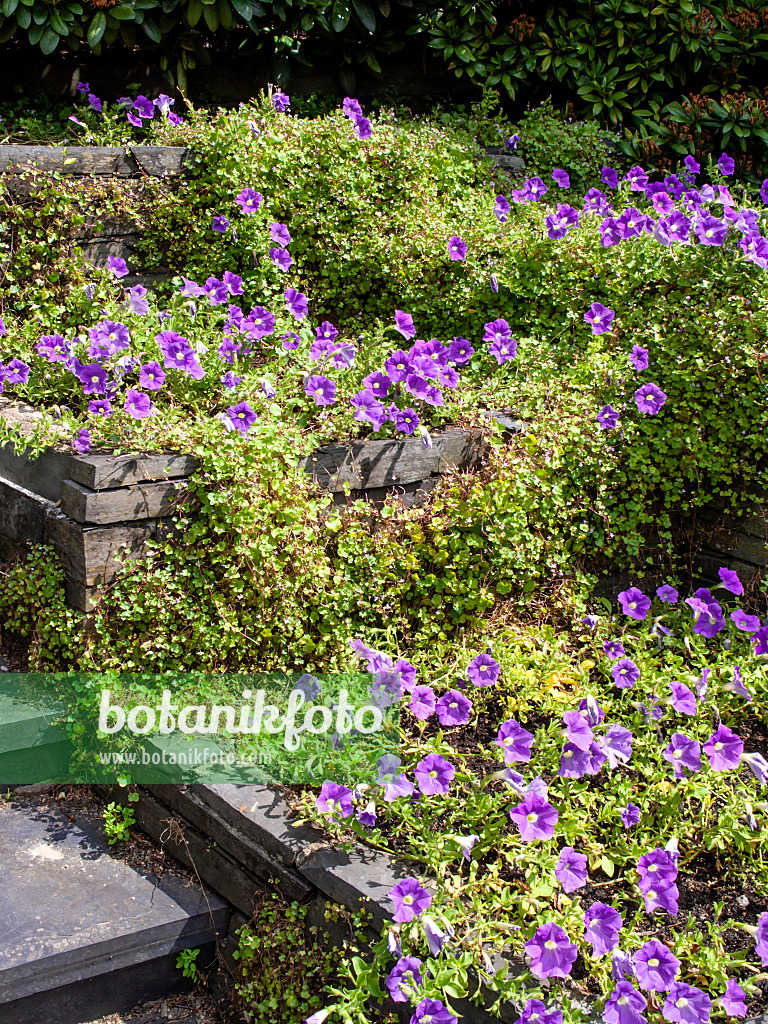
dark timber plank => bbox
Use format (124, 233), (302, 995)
(301, 426), (484, 491)
(67, 452), (198, 491)
(0, 796), (229, 1023)
(60, 478), (187, 525)
(0, 145), (189, 177)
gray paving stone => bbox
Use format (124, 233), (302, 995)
(0, 799), (229, 1023)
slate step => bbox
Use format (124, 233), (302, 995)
(0, 795), (231, 1024)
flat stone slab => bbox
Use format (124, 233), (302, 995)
(0, 797), (229, 1021)
(0, 145), (189, 177)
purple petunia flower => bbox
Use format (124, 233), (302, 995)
(600, 216), (623, 247)
(633, 940), (680, 992)
(342, 96), (362, 118)
(414, 753), (455, 796)
(637, 849), (678, 889)
(124, 388), (154, 419)
(495, 719), (535, 762)
(683, 155), (700, 176)
(133, 95), (155, 119)
(585, 302), (616, 335)
(435, 689), (472, 727)
(643, 880), (679, 917)
(271, 89), (290, 112)
(316, 781), (353, 819)
(720, 980), (747, 1018)
(509, 793), (558, 842)
(154, 94), (174, 116)
(363, 371), (391, 401)
(386, 956), (423, 1003)
(72, 428), (91, 454)
(663, 982), (712, 1024)
(545, 204), (580, 239)
(703, 725), (743, 771)
(394, 310), (416, 340)
(410, 998), (456, 1024)
(597, 405), (620, 431)
(269, 221), (291, 246)
(584, 902), (623, 958)
(270, 247), (293, 272)
(212, 215), (229, 234)
(284, 288), (308, 319)
(663, 733), (702, 778)
(621, 803), (641, 828)
(127, 284), (149, 315)
(604, 640), (625, 659)
(630, 345), (649, 371)
(351, 389), (386, 429)
(316, 321), (338, 343)
(656, 211), (692, 246)
(489, 336), (518, 364)
(139, 361), (166, 391)
(560, 743), (591, 778)
(514, 998), (563, 1024)
(718, 153), (735, 176)
(388, 877), (432, 923)
(634, 383), (667, 415)
(390, 407), (417, 435)
(668, 679), (697, 715)
(627, 165), (650, 190)
(563, 710), (593, 750)
(602, 166), (619, 189)
(525, 922), (577, 979)
(718, 566), (744, 595)
(612, 657), (640, 689)
(555, 846), (588, 893)
(483, 318), (511, 344)
(447, 337), (473, 364)
(235, 188), (263, 215)
(753, 625), (768, 655)
(694, 212), (728, 246)
(227, 400), (257, 434)
(75, 362), (108, 395)
(604, 981), (647, 1024)
(467, 652), (500, 687)
(108, 256), (129, 278)
(353, 115), (372, 139)
(223, 271), (243, 296)
(37, 334), (70, 363)
(88, 399), (112, 417)
(723, 667), (752, 707)
(409, 685), (436, 721)
(731, 608), (761, 632)
(601, 724), (633, 768)
(448, 236), (467, 261)
(552, 168), (570, 188)
(304, 374), (336, 406)
(383, 773), (414, 802)
(494, 194), (511, 222)
(652, 192), (675, 215)
(657, 584), (679, 604)
(89, 319), (130, 355)
(525, 176), (548, 201)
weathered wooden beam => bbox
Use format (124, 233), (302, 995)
(60, 478), (186, 526)
(301, 426), (484, 491)
(0, 145), (189, 177)
(66, 452), (198, 491)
